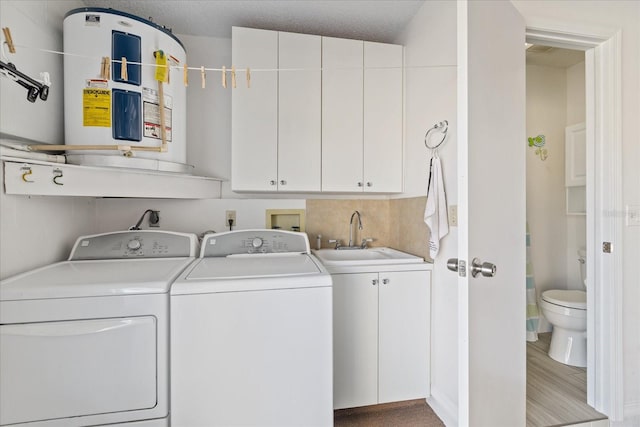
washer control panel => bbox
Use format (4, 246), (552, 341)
(70, 231), (198, 260)
(201, 229), (310, 257)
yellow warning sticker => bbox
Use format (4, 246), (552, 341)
(83, 88), (111, 127)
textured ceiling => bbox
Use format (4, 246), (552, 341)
(81, 0), (425, 43)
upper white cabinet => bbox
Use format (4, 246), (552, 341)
(232, 28), (322, 192)
(278, 32), (322, 192)
(232, 28), (403, 193)
(363, 42), (403, 193)
(232, 27), (278, 192)
(565, 122), (586, 187)
(565, 122), (586, 215)
(322, 38), (404, 193)
(321, 37), (364, 192)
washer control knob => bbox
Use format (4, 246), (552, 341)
(251, 237), (263, 249)
(127, 239), (142, 251)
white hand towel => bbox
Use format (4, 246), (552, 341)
(424, 156), (449, 259)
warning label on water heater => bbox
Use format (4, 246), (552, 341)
(142, 87), (172, 141)
(83, 88), (111, 127)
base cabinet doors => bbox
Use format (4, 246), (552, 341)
(333, 269), (430, 409)
(378, 271), (430, 403)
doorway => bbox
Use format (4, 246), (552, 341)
(524, 43), (604, 426)
(525, 24), (624, 423)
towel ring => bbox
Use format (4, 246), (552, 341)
(425, 120), (449, 150)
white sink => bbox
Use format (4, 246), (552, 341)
(312, 247), (424, 266)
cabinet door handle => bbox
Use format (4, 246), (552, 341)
(371, 279), (378, 286)
(357, 182), (364, 187)
(366, 182), (373, 187)
(269, 180), (276, 186)
(280, 180), (287, 185)
(382, 278), (389, 284)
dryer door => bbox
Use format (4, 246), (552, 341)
(0, 316), (157, 425)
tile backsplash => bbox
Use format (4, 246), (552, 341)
(305, 197), (431, 261)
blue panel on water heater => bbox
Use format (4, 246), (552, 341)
(112, 89), (142, 141)
(112, 31), (141, 86)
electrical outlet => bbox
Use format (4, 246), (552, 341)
(149, 210), (160, 227)
(448, 205), (458, 227)
(225, 210), (236, 226)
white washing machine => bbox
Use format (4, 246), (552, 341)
(0, 230), (198, 427)
(170, 229), (333, 427)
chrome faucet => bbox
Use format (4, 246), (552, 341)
(348, 210), (363, 248)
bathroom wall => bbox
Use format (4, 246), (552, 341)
(526, 64), (569, 304)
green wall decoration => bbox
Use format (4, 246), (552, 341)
(528, 134), (548, 161)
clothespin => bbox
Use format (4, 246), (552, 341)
(231, 66), (236, 88)
(100, 57), (110, 80)
(121, 57), (128, 81)
(200, 66), (206, 89)
(246, 67), (251, 88)
(222, 66), (227, 88)
(183, 63), (188, 86)
(154, 50), (168, 83)
(2, 27), (16, 54)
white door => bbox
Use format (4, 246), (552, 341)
(278, 31), (322, 192)
(322, 37), (364, 192)
(456, 1), (526, 426)
(363, 41), (403, 193)
(231, 27), (278, 192)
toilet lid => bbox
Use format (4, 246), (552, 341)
(542, 290), (586, 310)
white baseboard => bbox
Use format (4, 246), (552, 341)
(426, 387), (458, 427)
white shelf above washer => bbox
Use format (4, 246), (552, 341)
(2, 156), (223, 199)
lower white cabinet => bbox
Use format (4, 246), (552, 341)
(332, 269), (431, 409)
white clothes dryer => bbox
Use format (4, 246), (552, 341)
(170, 229), (333, 427)
(0, 230), (198, 427)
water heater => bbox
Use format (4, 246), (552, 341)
(63, 8), (188, 172)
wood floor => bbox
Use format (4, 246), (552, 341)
(334, 399), (444, 427)
(334, 333), (606, 427)
(527, 333), (606, 427)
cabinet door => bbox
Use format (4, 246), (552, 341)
(378, 270), (430, 403)
(231, 27), (278, 191)
(332, 273), (378, 409)
(278, 32), (321, 192)
(565, 122), (586, 186)
(322, 37), (364, 192)
(363, 42), (404, 193)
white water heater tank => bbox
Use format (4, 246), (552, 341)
(63, 8), (188, 172)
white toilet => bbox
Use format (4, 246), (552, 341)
(539, 249), (587, 367)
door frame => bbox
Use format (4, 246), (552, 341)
(526, 22), (623, 421)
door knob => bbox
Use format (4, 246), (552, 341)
(471, 258), (497, 278)
(447, 258), (459, 272)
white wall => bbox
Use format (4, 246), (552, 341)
(512, 1), (640, 423)
(0, 0), (97, 280)
(395, 1), (459, 425)
(526, 64), (568, 303)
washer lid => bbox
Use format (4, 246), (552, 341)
(0, 258), (194, 301)
(172, 254), (330, 295)
(542, 289), (586, 310)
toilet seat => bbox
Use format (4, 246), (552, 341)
(542, 290), (586, 310)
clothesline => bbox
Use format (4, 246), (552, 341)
(9, 43), (457, 73)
